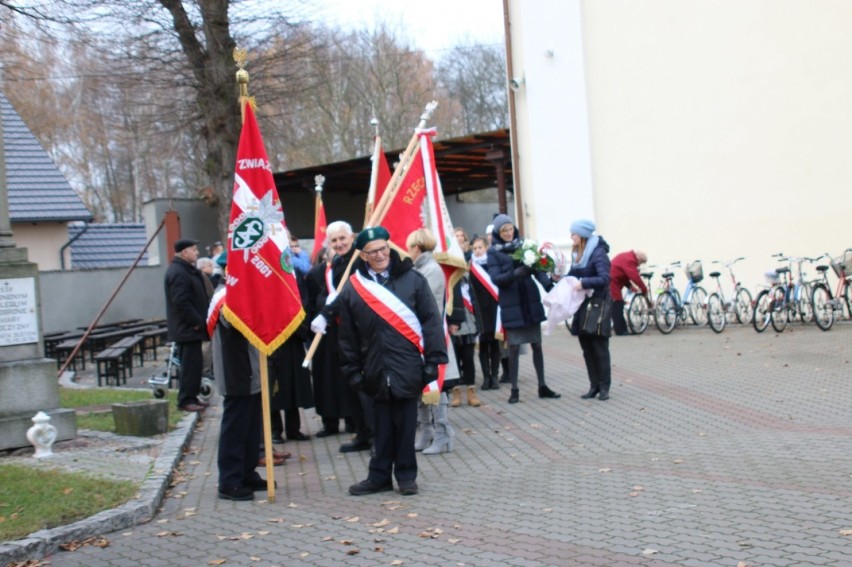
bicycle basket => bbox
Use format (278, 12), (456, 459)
(764, 270), (780, 285)
(830, 250), (852, 278)
(686, 261), (703, 283)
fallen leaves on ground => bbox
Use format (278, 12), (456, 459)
(346, 548), (360, 555)
(59, 536), (110, 551)
(839, 528), (852, 536)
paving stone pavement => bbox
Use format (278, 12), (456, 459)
(3, 322), (852, 566)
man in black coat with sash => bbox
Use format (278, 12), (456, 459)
(337, 226), (447, 496)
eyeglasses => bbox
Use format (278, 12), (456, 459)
(363, 245), (390, 258)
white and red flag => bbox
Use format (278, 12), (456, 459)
(223, 102), (305, 354)
(375, 129), (467, 400)
(364, 136), (393, 225)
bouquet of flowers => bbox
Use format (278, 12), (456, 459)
(511, 240), (566, 274)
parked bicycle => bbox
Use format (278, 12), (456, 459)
(811, 248), (852, 331)
(753, 254), (818, 333)
(625, 271), (655, 335)
(705, 257), (753, 333)
(654, 261), (708, 334)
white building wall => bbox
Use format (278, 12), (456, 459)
(508, 0), (852, 293)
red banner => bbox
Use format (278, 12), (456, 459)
(222, 103), (305, 355)
(311, 192), (327, 263)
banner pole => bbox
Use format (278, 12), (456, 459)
(235, 47), (276, 503)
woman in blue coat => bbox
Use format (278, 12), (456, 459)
(566, 219), (613, 400)
(486, 214), (561, 404)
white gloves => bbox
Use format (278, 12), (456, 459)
(324, 290), (338, 306)
(310, 314), (328, 335)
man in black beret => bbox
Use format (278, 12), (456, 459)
(164, 238), (210, 412)
(337, 226), (448, 496)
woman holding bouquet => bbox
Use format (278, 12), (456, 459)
(486, 214), (561, 404)
(566, 219), (613, 400)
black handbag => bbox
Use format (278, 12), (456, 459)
(578, 295), (613, 337)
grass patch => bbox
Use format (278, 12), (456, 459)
(60, 387), (184, 432)
(0, 464), (138, 541)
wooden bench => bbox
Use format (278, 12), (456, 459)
(139, 327), (169, 360)
(112, 335), (144, 370)
(54, 338), (87, 371)
(94, 347), (130, 386)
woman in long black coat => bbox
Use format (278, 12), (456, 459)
(566, 219), (613, 400)
(486, 214), (561, 404)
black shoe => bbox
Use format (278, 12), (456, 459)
(538, 385), (561, 399)
(270, 434), (286, 445)
(219, 486), (254, 501)
(287, 432), (310, 441)
(315, 428), (340, 438)
(398, 480), (418, 496)
(340, 438), (372, 453)
(243, 475), (277, 491)
(508, 388), (519, 404)
(598, 391), (610, 401)
(580, 389), (600, 399)
(349, 479), (394, 496)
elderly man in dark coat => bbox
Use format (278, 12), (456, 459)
(164, 238), (211, 412)
(337, 226), (448, 496)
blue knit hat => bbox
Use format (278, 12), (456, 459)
(570, 219), (596, 239)
(492, 214), (514, 233)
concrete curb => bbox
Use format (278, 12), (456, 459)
(0, 411), (199, 564)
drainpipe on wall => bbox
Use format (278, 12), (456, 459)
(59, 220), (89, 270)
(502, 0), (524, 236)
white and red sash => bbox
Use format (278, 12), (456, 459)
(469, 261), (504, 337)
(206, 287), (227, 338)
(351, 272), (424, 353)
(460, 281), (474, 314)
(324, 263), (334, 295)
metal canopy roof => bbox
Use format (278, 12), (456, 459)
(273, 128), (513, 197)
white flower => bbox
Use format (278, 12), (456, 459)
(522, 239), (538, 250)
(523, 249), (537, 267)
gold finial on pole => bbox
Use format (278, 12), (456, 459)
(234, 47), (255, 119)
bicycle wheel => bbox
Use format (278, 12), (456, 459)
(671, 289), (687, 325)
(769, 287), (788, 332)
(707, 293), (726, 333)
(654, 291), (678, 334)
(689, 286), (709, 327)
(753, 289), (771, 332)
(734, 287), (753, 324)
(811, 284), (834, 331)
(843, 281), (852, 320)
(627, 294), (650, 335)
(797, 283), (813, 324)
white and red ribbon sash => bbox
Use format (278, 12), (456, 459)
(324, 263), (334, 295)
(469, 261), (504, 337)
(351, 272), (424, 353)
(207, 287), (227, 338)
(460, 281), (474, 314)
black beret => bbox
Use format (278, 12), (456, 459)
(174, 238), (199, 253)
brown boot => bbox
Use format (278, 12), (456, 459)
(467, 386), (481, 407)
(450, 386), (462, 407)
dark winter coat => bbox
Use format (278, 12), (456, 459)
(268, 270), (314, 410)
(469, 261), (500, 338)
(568, 237), (612, 335)
(486, 231), (553, 330)
(337, 250), (448, 401)
(304, 247), (356, 418)
(211, 313), (260, 397)
(164, 256), (211, 343)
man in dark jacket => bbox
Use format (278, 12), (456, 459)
(164, 238), (211, 412)
(337, 226), (448, 496)
(306, 221), (373, 452)
(610, 250), (648, 335)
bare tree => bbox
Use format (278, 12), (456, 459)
(437, 42), (508, 133)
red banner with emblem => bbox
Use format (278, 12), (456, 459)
(222, 102), (305, 355)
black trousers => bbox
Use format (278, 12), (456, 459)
(577, 335), (611, 393)
(346, 383), (374, 442)
(612, 299), (629, 335)
(218, 393), (262, 490)
(453, 340), (476, 386)
(271, 410), (302, 438)
(368, 396), (418, 485)
(478, 337), (501, 381)
(177, 341), (203, 407)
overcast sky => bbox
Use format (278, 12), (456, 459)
(311, 0), (505, 57)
